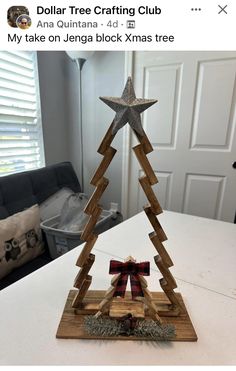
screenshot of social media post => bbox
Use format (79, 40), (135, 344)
(0, 0), (235, 368)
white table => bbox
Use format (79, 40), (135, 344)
(0, 211), (236, 365)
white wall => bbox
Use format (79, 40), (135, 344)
(38, 51), (126, 210)
(80, 51), (125, 209)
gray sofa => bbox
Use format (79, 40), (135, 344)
(0, 162), (81, 289)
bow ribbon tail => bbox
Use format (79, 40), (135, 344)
(130, 274), (144, 300)
(113, 273), (128, 298)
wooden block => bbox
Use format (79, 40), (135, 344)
(75, 302), (100, 315)
(142, 297), (162, 323)
(160, 281), (185, 314)
(154, 255), (177, 289)
(98, 297), (112, 311)
(109, 300), (145, 318)
(144, 206), (167, 242)
(80, 206), (102, 241)
(72, 275), (92, 308)
(142, 295), (157, 312)
(159, 277), (177, 292)
(90, 147), (117, 186)
(133, 144), (158, 185)
(111, 273), (121, 286)
(104, 286), (116, 300)
(142, 287), (153, 301)
(149, 231), (173, 268)
(74, 254), (95, 290)
(138, 275), (148, 288)
(84, 177), (109, 214)
(94, 311), (103, 318)
(139, 176), (163, 215)
(76, 234), (98, 267)
(162, 291), (185, 313)
(98, 121), (116, 155)
(134, 130), (153, 154)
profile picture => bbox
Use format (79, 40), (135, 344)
(7, 6), (29, 28)
(16, 14), (32, 29)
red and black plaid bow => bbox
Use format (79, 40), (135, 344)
(109, 260), (150, 300)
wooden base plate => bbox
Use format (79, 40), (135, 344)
(56, 290), (197, 341)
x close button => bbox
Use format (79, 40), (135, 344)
(218, 5), (228, 14)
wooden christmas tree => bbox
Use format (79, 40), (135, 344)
(56, 77), (197, 342)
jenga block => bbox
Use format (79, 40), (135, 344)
(142, 287), (153, 301)
(160, 283), (185, 314)
(104, 286), (116, 300)
(159, 277), (177, 292)
(98, 297), (112, 311)
(154, 255), (177, 289)
(84, 177), (109, 214)
(134, 130), (153, 154)
(109, 300), (145, 318)
(76, 234), (98, 267)
(81, 206), (102, 241)
(98, 121), (116, 155)
(90, 147), (117, 186)
(111, 273), (121, 286)
(72, 275), (92, 308)
(138, 275), (148, 288)
(142, 297), (162, 323)
(94, 311), (103, 318)
(139, 177), (162, 215)
(149, 231), (173, 268)
(133, 144), (158, 185)
(144, 206), (167, 242)
(74, 254), (95, 289)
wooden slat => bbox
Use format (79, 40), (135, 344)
(74, 254), (95, 290)
(139, 176), (162, 215)
(133, 144), (158, 185)
(154, 255), (177, 289)
(76, 234), (98, 267)
(159, 281), (185, 314)
(98, 297), (113, 312)
(72, 275), (92, 308)
(109, 300), (145, 318)
(159, 277), (178, 293)
(84, 177), (109, 214)
(144, 206), (167, 242)
(90, 147), (117, 186)
(142, 296), (162, 323)
(149, 232), (173, 268)
(111, 273), (121, 286)
(138, 275), (148, 288)
(142, 287), (153, 301)
(103, 286), (117, 300)
(80, 206), (102, 241)
(97, 121), (116, 155)
(134, 130), (153, 154)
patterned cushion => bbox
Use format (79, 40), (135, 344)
(0, 205), (44, 279)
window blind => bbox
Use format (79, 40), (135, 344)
(0, 51), (45, 177)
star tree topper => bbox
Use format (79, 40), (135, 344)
(100, 77), (157, 136)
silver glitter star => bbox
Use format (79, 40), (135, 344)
(100, 77), (157, 136)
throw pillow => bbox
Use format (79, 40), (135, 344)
(0, 204), (44, 280)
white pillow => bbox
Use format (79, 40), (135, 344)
(0, 205), (44, 280)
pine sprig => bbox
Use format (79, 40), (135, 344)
(84, 316), (175, 341)
(134, 319), (175, 340)
(84, 316), (122, 337)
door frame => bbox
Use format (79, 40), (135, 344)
(121, 51), (134, 220)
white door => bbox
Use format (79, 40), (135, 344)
(126, 52), (236, 222)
